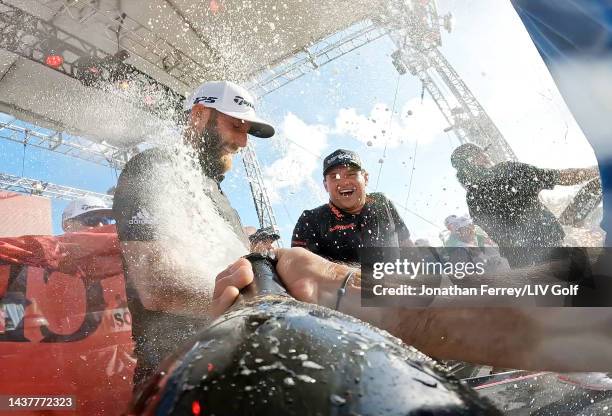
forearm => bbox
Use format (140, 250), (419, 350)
(557, 166), (599, 185)
(323, 272), (612, 372)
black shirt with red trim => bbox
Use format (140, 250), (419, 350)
(291, 193), (411, 263)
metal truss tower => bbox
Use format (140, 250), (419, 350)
(0, 118), (134, 169)
(241, 143), (278, 231)
(382, 0), (517, 163)
(0, 171), (112, 203)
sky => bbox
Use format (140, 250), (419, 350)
(0, 0), (598, 245)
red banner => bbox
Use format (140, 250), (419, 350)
(0, 226), (134, 415)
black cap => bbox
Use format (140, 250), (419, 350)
(450, 143), (485, 169)
(323, 149), (363, 176)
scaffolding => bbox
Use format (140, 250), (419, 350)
(0, 0), (519, 232)
(0, 171), (112, 203)
(0, 118), (133, 169)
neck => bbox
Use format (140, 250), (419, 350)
(331, 200), (365, 215)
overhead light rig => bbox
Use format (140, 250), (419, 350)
(0, 1), (185, 120)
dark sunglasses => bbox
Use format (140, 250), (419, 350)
(79, 216), (115, 227)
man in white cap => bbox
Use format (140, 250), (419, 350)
(62, 196), (114, 233)
(112, 80), (275, 387)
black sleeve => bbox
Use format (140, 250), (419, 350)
(112, 149), (165, 242)
(386, 197), (411, 245)
(291, 211), (321, 255)
(515, 162), (560, 192)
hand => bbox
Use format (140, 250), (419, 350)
(273, 247), (352, 307)
(210, 257), (254, 318)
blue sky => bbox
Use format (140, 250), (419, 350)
(0, 0), (598, 244)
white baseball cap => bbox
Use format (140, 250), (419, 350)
(444, 215), (458, 228)
(452, 216), (473, 229)
(184, 81), (275, 138)
(62, 196), (113, 223)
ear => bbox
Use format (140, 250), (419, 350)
(323, 178), (329, 193)
(363, 170), (369, 186)
(189, 104), (212, 131)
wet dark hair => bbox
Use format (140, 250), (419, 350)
(450, 143), (484, 170)
(451, 143), (487, 187)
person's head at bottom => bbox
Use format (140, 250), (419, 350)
(248, 226), (281, 253)
(182, 81), (275, 179)
(62, 196), (114, 233)
(322, 149), (368, 214)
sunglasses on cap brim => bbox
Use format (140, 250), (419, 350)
(79, 216), (115, 227)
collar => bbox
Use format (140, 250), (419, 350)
(328, 195), (373, 219)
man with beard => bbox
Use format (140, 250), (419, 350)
(451, 143), (599, 267)
(112, 81), (275, 387)
(291, 149), (412, 263)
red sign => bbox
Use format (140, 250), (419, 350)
(0, 226), (134, 415)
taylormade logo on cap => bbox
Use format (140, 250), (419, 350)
(62, 196), (112, 222)
(184, 81), (275, 138)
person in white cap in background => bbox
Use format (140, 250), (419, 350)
(442, 214), (495, 248)
(62, 196), (114, 233)
(449, 216), (484, 248)
(446, 215), (510, 273)
(112, 80), (275, 387)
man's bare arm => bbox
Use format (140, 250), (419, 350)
(557, 166), (599, 185)
(271, 248), (612, 372)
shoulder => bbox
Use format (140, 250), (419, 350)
(367, 192), (390, 203)
(121, 147), (171, 177)
(366, 192), (395, 209)
(497, 161), (559, 179)
(297, 204), (329, 222)
(494, 161), (524, 172)
(496, 161), (541, 174)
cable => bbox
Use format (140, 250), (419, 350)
(374, 72), (402, 191)
(393, 200), (441, 230)
(284, 136), (323, 160)
(403, 137), (419, 211)
(20, 142), (26, 177)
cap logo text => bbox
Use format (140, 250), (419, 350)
(193, 96), (218, 105)
(233, 96), (254, 109)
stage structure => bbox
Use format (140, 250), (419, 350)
(0, 0), (517, 232)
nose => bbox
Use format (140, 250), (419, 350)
(234, 132), (248, 149)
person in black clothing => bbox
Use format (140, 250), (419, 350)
(112, 80), (275, 387)
(451, 143), (599, 267)
(292, 149), (412, 263)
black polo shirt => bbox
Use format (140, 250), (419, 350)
(291, 193), (411, 263)
(464, 161), (564, 266)
(112, 147), (248, 387)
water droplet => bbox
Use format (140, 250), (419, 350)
(296, 374), (316, 383)
(302, 361), (324, 370)
(283, 377), (295, 386)
(330, 394), (346, 406)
